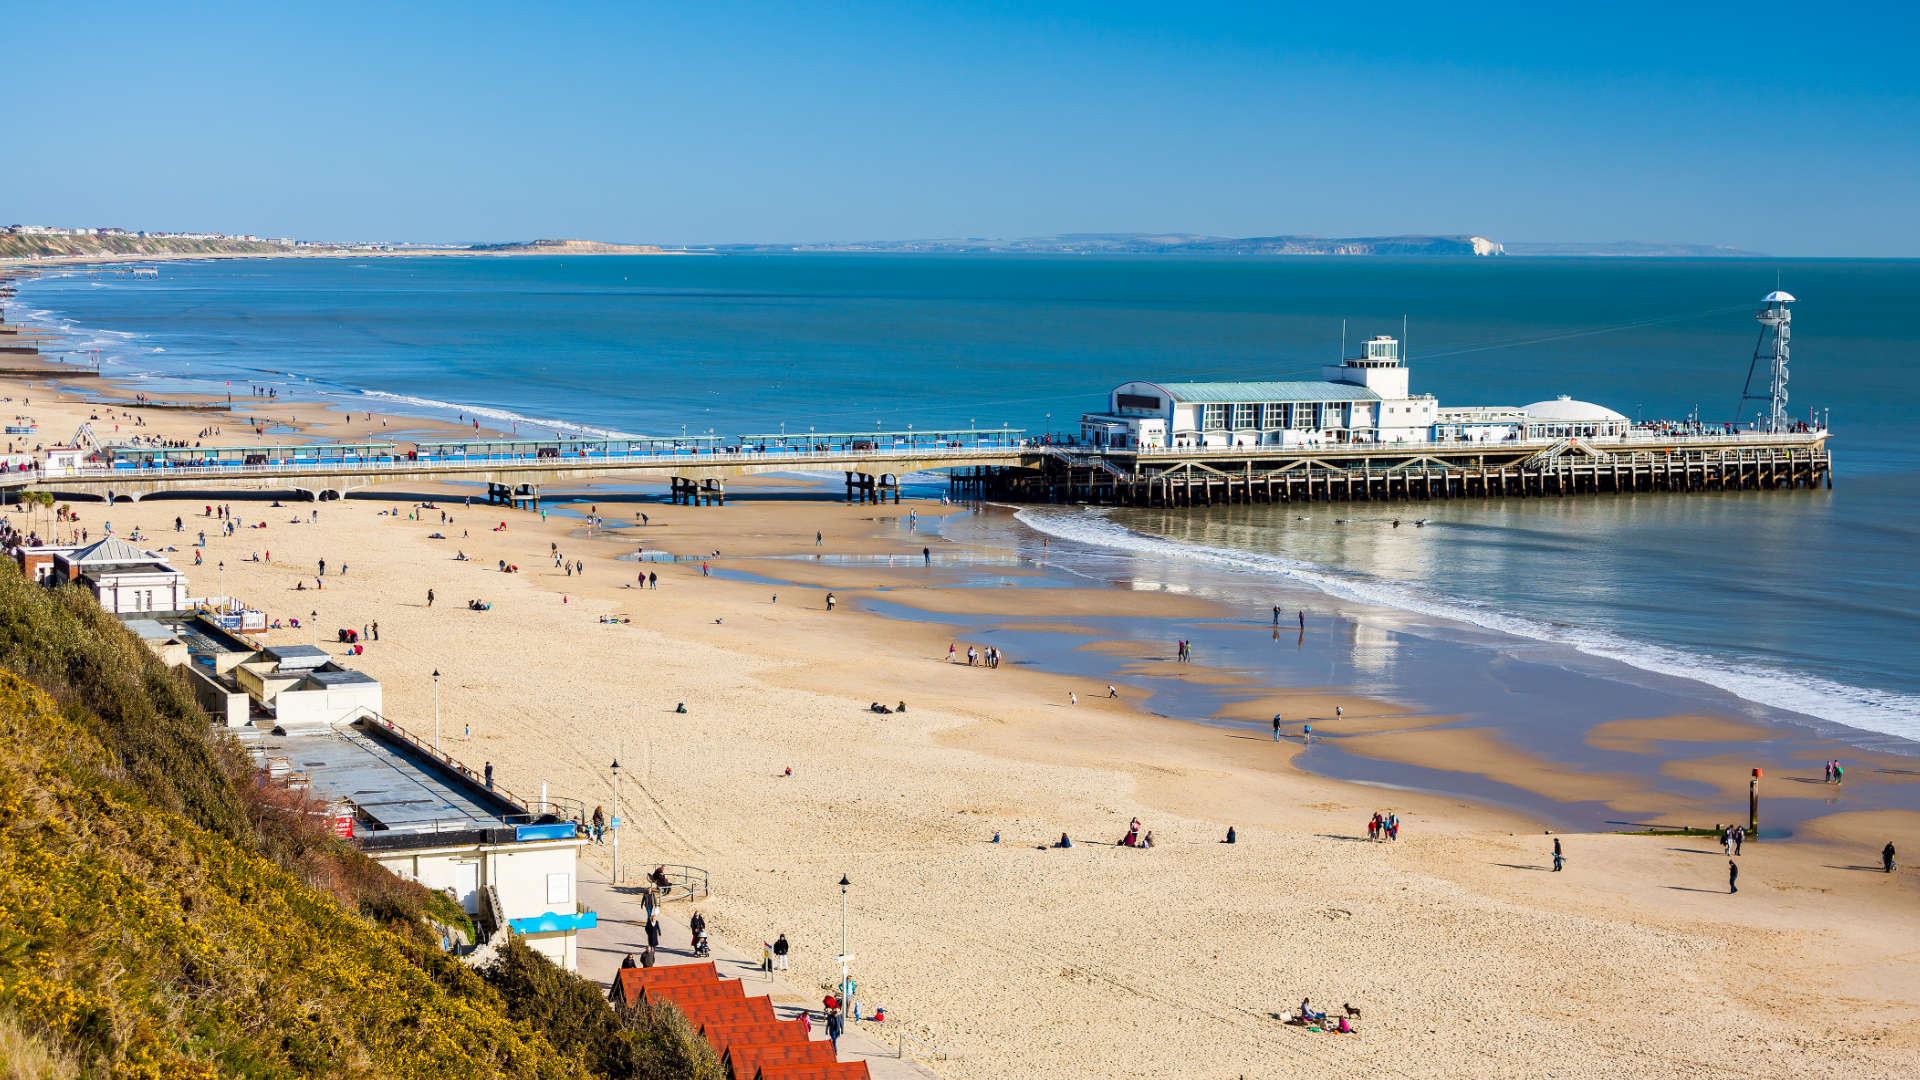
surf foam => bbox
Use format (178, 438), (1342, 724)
(1013, 506), (1920, 745)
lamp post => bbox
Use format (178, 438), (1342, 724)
(432, 669), (441, 752)
(837, 874), (854, 1012)
(610, 747), (623, 884)
(310, 609), (318, 648)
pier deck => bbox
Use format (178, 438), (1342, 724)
(954, 432), (1831, 506)
(0, 430), (1829, 506)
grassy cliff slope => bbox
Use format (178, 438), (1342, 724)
(0, 564), (716, 1078)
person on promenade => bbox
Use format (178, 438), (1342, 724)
(591, 805), (605, 842)
(1729, 859), (1739, 894)
(825, 1007), (844, 1051)
(691, 909), (706, 940)
(1885, 841), (1898, 873)
(620, 952), (638, 969)
(772, 933), (791, 971)
(645, 916), (661, 949)
(641, 945), (657, 968)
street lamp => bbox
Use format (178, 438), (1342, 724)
(432, 669), (441, 751)
(837, 874), (854, 1012)
(610, 748), (623, 884)
(310, 610), (318, 648)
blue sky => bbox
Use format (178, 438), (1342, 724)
(6, 1), (1917, 254)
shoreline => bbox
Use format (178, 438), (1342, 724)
(2, 273), (1917, 1076)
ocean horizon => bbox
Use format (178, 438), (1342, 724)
(13, 253), (1919, 749)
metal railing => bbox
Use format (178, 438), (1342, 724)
(630, 863), (710, 903)
(36, 442), (1033, 482)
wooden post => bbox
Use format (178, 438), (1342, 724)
(1749, 767), (1761, 839)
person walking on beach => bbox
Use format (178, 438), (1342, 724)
(427, 588), (435, 608)
(1884, 841), (1898, 873)
(1552, 837), (1564, 872)
(772, 933), (790, 971)
(1733, 826), (1744, 856)
(1272, 714), (1282, 741)
(1273, 605), (1281, 626)
(825, 593), (836, 611)
(1728, 859), (1739, 893)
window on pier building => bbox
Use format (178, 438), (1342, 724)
(1232, 403), (1256, 429)
(1292, 403), (1315, 429)
(1202, 404), (1228, 430)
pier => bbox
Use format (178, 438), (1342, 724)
(951, 431), (1832, 506)
(0, 427), (1830, 507)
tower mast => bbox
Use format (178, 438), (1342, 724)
(1738, 290), (1794, 432)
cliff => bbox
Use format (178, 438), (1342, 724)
(0, 563), (715, 1077)
(466, 239), (667, 255)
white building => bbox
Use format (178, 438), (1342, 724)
(1079, 333), (1641, 450)
(51, 537), (190, 615)
(1520, 396), (1631, 439)
(232, 644), (383, 728)
(248, 719), (595, 970)
(1080, 335), (1437, 449)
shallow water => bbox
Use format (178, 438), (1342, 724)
(11, 254), (1917, 746)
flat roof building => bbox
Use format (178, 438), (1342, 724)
(244, 717), (594, 970)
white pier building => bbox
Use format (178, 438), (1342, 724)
(1081, 334), (1625, 449)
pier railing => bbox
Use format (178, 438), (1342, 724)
(30, 442), (1032, 482)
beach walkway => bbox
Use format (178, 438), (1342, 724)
(576, 871), (944, 1080)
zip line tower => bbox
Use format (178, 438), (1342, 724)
(1740, 290), (1795, 432)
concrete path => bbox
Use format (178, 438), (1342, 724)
(576, 871), (944, 1080)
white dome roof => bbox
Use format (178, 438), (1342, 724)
(1522, 395), (1628, 422)
(1763, 290), (1796, 303)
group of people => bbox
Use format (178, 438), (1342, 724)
(1823, 759), (1846, 784)
(1366, 812), (1400, 842)
(1119, 816), (1156, 849)
(1721, 824), (1747, 857)
(1287, 998), (1358, 1034)
(950, 642), (1003, 668)
(1174, 639), (1194, 663)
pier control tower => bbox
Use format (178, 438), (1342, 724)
(1741, 290), (1794, 432)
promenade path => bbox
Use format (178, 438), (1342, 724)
(576, 870), (944, 1080)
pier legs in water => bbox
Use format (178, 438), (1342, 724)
(486, 482), (541, 511)
(844, 472), (899, 504)
(669, 477), (725, 506)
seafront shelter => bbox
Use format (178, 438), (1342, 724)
(48, 536), (189, 614)
(244, 717), (595, 970)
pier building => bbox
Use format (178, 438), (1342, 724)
(1079, 335), (1435, 449)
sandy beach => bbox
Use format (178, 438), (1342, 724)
(3, 337), (1918, 1078)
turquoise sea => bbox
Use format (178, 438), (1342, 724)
(12, 255), (1920, 748)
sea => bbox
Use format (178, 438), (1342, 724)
(12, 255), (1920, 753)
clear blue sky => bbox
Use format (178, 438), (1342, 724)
(7, 1), (1917, 255)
